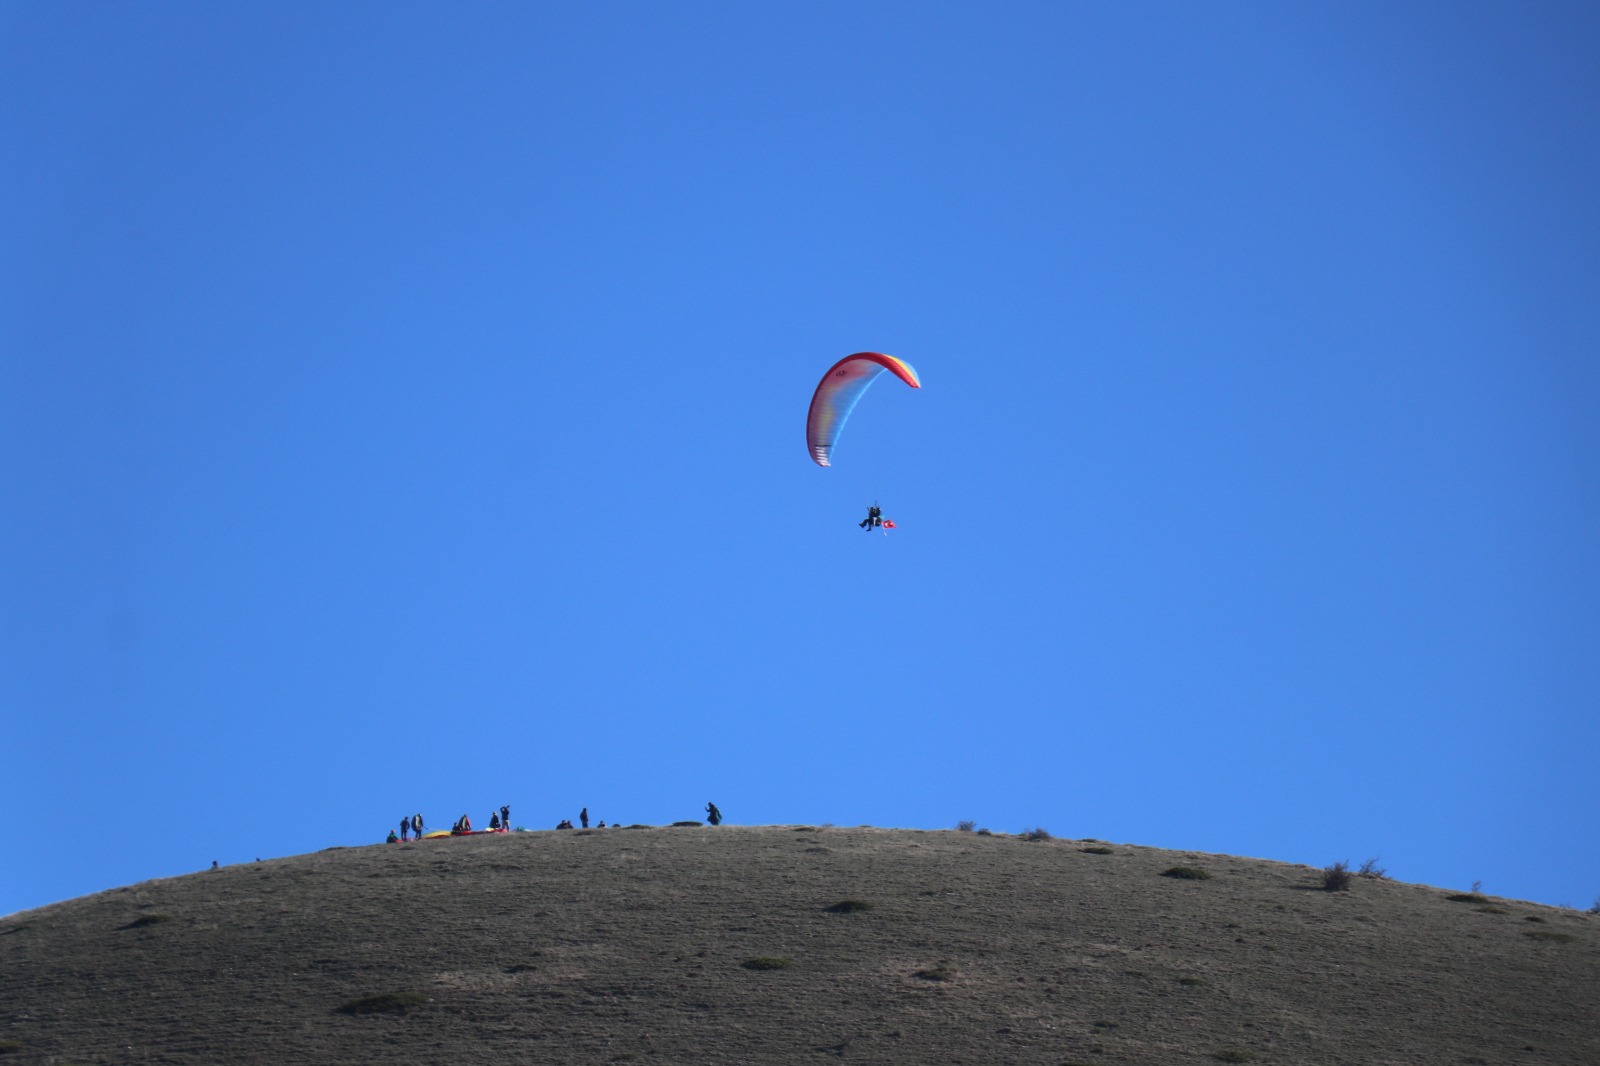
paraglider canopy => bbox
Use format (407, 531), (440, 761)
(806, 352), (920, 467)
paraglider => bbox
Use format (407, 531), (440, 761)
(807, 352), (920, 531)
(805, 352), (920, 468)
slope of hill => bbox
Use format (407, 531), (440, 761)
(2, 826), (1595, 1064)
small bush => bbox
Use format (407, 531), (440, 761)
(1020, 827), (1052, 842)
(1080, 845), (1115, 855)
(914, 962), (955, 981)
(1446, 892), (1487, 903)
(1587, 896), (1600, 916)
(825, 900), (874, 913)
(121, 914), (172, 929)
(1177, 976), (1205, 987)
(975, 827), (993, 836)
(670, 821), (703, 827)
(1163, 866), (1212, 880)
(956, 820), (976, 832)
(741, 957), (794, 971)
(336, 991), (427, 1015)
(1321, 861), (1352, 892)
(1358, 857), (1388, 879)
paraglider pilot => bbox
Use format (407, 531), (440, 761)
(859, 505), (882, 530)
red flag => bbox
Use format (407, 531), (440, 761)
(882, 520), (896, 529)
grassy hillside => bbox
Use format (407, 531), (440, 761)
(2, 826), (1595, 1064)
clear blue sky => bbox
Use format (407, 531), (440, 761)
(4, 2), (1598, 917)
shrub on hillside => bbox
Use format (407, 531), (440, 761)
(1080, 845), (1115, 855)
(1358, 857), (1388, 879)
(1322, 861), (1353, 892)
(120, 914), (172, 930)
(1162, 866), (1212, 880)
(956, 820), (976, 832)
(825, 900), (874, 913)
(335, 991), (427, 1015)
(741, 957), (794, 971)
(1020, 827), (1052, 842)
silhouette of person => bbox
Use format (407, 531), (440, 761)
(489, 812), (501, 830)
(859, 505), (882, 530)
(706, 802), (722, 826)
(412, 813), (423, 838)
(580, 807), (589, 829)
(399, 816), (410, 842)
(500, 804), (510, 829)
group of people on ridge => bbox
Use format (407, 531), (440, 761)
(387, 806), (510, 842)
(386, 802), (725, 841)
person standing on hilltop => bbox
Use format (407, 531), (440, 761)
(579, 807), (589, 828)
(706, 802), (722, 826)
(399, 816), (410, 841)
(412, 813), (423, 838)
(501, 804), (510, 830)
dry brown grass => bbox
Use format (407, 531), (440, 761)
(1, 826), (1596, 1064)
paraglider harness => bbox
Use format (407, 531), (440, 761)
(859, 504), (896, 533)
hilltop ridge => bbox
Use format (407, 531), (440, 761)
(2, 826), (1595, 1064)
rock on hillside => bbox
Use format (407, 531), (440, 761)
(1, 826), (1596, 1064)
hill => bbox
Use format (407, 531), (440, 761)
(2, 826), (1595, 1064)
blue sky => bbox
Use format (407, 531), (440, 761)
(4, 2), (1598, 917)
